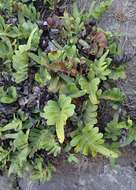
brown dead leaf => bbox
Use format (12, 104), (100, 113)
(94, 31), (107, 48)
(45, 61), (78, 77)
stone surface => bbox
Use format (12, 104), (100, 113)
(21, 166), (136, 190)
(0, 176), (15, 190)
(19, 148), (136, 190)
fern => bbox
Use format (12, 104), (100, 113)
(29, 128), (61, 156)
(101, 88), (125, 103)
(0, 0), (14, 14)
(109, 65), (126, 80)
(121, 127), (136, 147)
(8, 147), (30, 177)
(79, 77), (100, 105)
(105, 118), (132, 141)
(8, 129), (30, 177)
(12, 27), (39, 83)
(35, 66), (51, 86)
(89, 50), (111, 80)
(83, 101), (98, 126)
(0, 117), (22, 133)
(0, 0), (131, 182)
(70, 125), (118, 158)
(0, 86), (17, 104)
(31, 158), (56, 182)
(0, 36), (13, 60)
(0, 147), (9, 167)
(43, 95), (75, 143)
(17, 2), (39, 23)
(13, 130), (29, 151)
(62, 4), (84, 41)
(91, 0), (113, 20)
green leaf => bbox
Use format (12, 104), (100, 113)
(48, 77), (63, 93)
(83, 101), (98, 126)
(13, 27), (38, 83)
(121, 126), (136, 147)
(48, 50), (63, 62)
(12, 50), (29, 83)
(101, 88), (125, 102)
(91, 0), (113, 20)
(68, 154), (79, 164)
(17, 2), (39, 23)
(0, 36), (13, 59)
(29, 128), (61, 156)
(109, 65), (126, 80)
(31, 158), (55, 182)
(43, 95), (75, 143)
(8, 147), (30, 177)
(0, 86), (17, 104)
(0, 147), (9, 166)
(105, 118), (132, 141)
(0, 117), (22, 132)
(89, 50), (111, 80)
(60, 82), (86, 98)
(13, 130), (29, 151)
(79, 77), (100, 104)
(71, 125), (118, 158)
(35, 66), (51, 86)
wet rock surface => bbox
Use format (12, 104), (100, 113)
(1, 0), (136, 189)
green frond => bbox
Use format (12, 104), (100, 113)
(71, 125), (118, 158)
(43, 95), (75, 143)
(29, 128), (61, 156)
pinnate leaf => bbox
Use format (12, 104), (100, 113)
(71, 125), (118, 158)
(43, 95), (75, 143)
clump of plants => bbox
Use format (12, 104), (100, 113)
(0, 0), (136, 182)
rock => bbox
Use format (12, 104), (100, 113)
(19, 148), (136, 190)
(0, 176), (15, 190)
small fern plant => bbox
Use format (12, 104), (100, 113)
(43, 95), (75, 143)
(70, 125), (118, 158)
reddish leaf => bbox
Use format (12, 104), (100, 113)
(94, 31), (107, 48)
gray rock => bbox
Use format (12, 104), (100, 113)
(0, 176), (16, 190)
(19, 149), (136, 190)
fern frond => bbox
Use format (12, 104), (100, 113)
(101, 88), (125, 103)
(0, 117), (22, 132)
(12, 27), (38, 83)
(8, 147), (30, 177)
(31, 158), (56, 182)
(89, 50), (111, 80)
(83, 101), (98, 126)
(0, 147), (9, 167)
(91, 0), (113, 20)
(79, 77), (100, 104)
(29, 128), (61, 156)
(71, 125), (118, 158)
(105, 118), (132, 141)
(0, 86), (17, 104)
(43, 95), (75, 143)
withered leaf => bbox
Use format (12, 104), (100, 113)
(94, 31), (107, 48)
